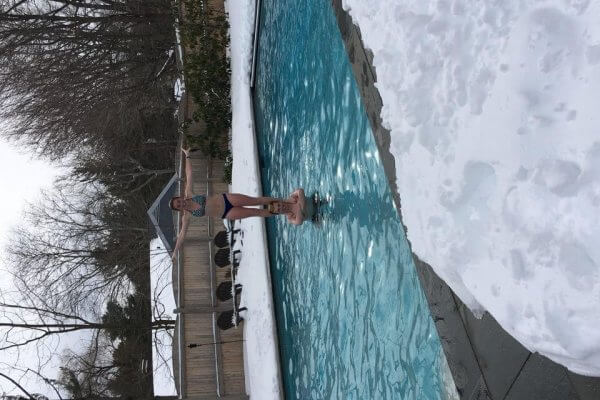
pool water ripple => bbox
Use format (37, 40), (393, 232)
(253, 1), (459, 399)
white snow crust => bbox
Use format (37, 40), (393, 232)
(226, 0), (284, 398)
(342, 0), (600, 376)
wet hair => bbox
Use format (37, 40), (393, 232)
(169, 196), (181, 210)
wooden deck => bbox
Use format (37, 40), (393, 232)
(172, 0), (247, 397)
(172, 155), (247, 399)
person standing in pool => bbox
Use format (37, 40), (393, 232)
(268, 188), (311, 225)
(170, 148), (278, 259)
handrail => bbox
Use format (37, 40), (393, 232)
(250, 0), (262, 88)
(176, 144), (186, 399)
(173, 2), (187, 394)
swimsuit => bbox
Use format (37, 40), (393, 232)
(222, 193), (233, 218)
(190, 194), (233, 219)
(190, 195), (206, 217)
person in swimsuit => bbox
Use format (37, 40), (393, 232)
(268, 188), (308, 225)
(170, 148), (278, 259)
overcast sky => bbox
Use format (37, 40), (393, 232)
(0, 135), (65, 396)
(0, 134), (176, 397)
(0, 139), (59, 247)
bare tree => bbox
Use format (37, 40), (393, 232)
(0, 0), (177, 159)
(0, 298), (174, 353)
(0, 371), (36, 399)
(5, 179), (156, 315)
(70, 151), (175, 199)
(58, 331), (124, 400)
(0, 364), (64, 400)
(149, 251), (176, 387)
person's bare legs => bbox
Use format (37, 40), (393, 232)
(225, 193), (279, 207)
(225, 207), (272, 220)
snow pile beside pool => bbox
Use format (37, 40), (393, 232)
(342, 0), (600, 376)
(226, 0), (283, 398)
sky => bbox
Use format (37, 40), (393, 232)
(0, 139), (59, 248)
(150, 239), (177, 396)
(0, 131), (176, 397)
(0, 135), (65, 396)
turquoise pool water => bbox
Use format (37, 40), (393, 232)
(252, 1), (458, 399)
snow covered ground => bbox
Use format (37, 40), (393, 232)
(342, 0), (600, 376)
(226, 0), (283, 398)
(150, 239), (178, 396)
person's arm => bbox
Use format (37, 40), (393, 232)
(182, 148), (194, 198)
(171, 214), (191, 261)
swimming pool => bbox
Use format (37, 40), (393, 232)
(252, 1), (458, 399)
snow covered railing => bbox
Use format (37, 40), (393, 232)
(250, 0), (262, 88)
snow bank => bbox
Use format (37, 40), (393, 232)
(149, 239), (177, 396)
(342, 0), (600, 376)
(226, 0), (283, 398)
